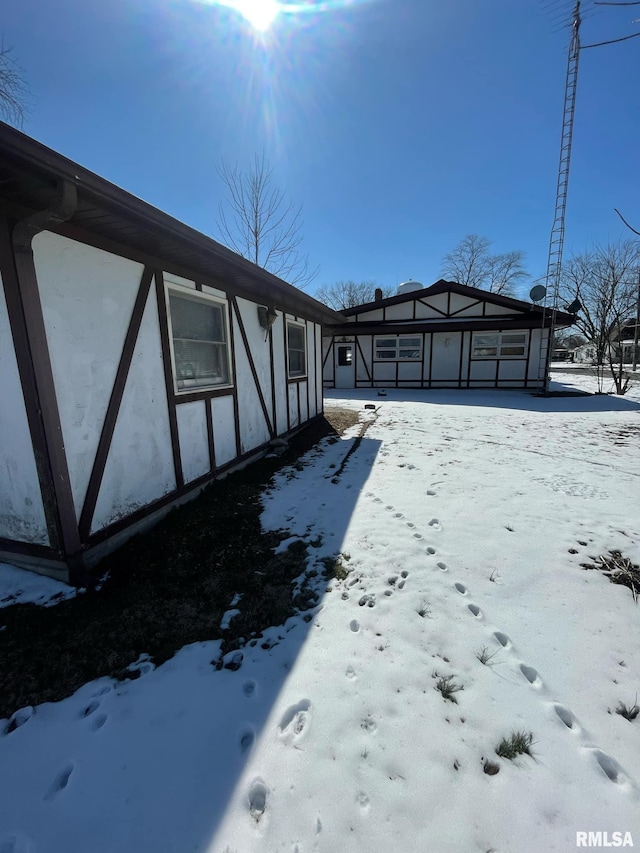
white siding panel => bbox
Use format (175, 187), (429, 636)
(431, 333), (461, 380)
(450, 294), (481, 314)
(415, 301), (446, 319)
(233, 309), (271, 454)
(373, 362), (395, 383)
(352, 308), (383, 322)
(470, 360), (497, 381)
(33, 232), (144, 519)
(0, 274), (49, 545)
(272, 317), (288, 434)
(322, 336), (334, 388)
(288, 383), (299, 429)
(356, 336), (373, 382)
(211, 395), (237, 466)
(91, 289), (175, 534)
(398, 361), (422, 381)
(498, 360), (526, 381)
(451, 303), (485, 318)
(177, 401), (210, 484)
(164, 272), (196, 290)
(423, 293), (449, 314)
(385, 302), (414, 321)
(485, 304), (521, 316)
(299, 381), (309, 423)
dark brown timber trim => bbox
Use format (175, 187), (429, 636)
(458, 331), (464, 388)
(0, 217), (62, 554)
(420, 332), (426, 384)
(305, 322), (310, 418)
(172, 387), (234, 405)
(155, 270), (184, 489)
(356, 338), (372, 382)
(284, 321), (291, 432)
(418, 298), (447, 317)
(11, 181), (84, 575)
(428, 334), (434, 387)
(230, 297), (275, 438)
(228, 300), (242, 458)
(0, 537), (59, 562)
(296, 381), (301, 425)
(269, 325), (277, 427)
(79, 266), (154, 540)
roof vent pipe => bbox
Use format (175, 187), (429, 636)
(374, 288), (383, 302)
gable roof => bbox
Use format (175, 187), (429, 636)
(0, 122), (343, 326)
(341, 279), (574, 325)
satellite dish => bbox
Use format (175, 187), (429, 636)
(529, 284), (547, 302)
(566, 298), (582, 314)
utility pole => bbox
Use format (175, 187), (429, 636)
(632, 268), (640, 373)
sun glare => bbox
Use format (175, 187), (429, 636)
(229, 0), (281, 31)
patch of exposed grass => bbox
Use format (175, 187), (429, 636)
(0, 417), (338, 721)
(496, 730), (535, 760)
(476, 646), (500, 666)
(615, 699), (639, 722)
(433, 673), (464, 703)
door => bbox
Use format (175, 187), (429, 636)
(335, 343), (355, 388)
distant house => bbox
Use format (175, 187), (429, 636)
(323, 280), (574, 391)
(0, 123), (342, 584)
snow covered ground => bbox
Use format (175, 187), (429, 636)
(1, 378), (640, 853)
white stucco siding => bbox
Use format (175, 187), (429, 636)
(352, 308), (383, 322)
(424, 292), (449, 315)
(398, 361), (422, 381)
(415, 301), (446, 320)
(384, 302), (413, 321)
(469, 359), (497, 381)
(91, 289), (175, 534)
(306, 323), (317, 418)
(322, 336), (334, 388)
(449, 294), (482, 315)
(0, 274), (49, 545)
(288, 383), (299, 429)
(272, 317), (288, 434)
(211, 395), (237, 466)
(164, 272), (196, 291)
(431, 333), (462, 381)
(373, 361), (395, 383)
(232, 309), (271, 454)
(356, 337), (373, 383)
(528, 328), (546, 382)
(33, 232), (145, 519)
(485, 304), (521, 316)
(176, 401), (210, 484)
(498, 360), (526, 382)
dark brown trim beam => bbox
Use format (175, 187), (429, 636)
(230, 297), (275, 438)
(155, 270), (184, 489)
(78, 266), (154, 540)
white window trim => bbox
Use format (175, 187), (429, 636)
(471, 331), (529, 360)
(165, 282), (233, 394)
(287, 320), (307, 379)
(373, 334), (422, 361)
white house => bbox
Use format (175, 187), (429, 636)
(0, 123), (342, 584)
(323, 280), (575, 391)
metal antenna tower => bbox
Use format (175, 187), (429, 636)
(541, 1), (582, 390)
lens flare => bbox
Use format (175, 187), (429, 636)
(197, 0), (371, 32)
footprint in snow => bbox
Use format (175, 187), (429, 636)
(401, 571), (408, 578)
(394, 512), (404, 519)
(346, 666), (357, 680)
(426, 490), (436, 496)
(454, 582), (467, 595)
(239, 726), (256, 753)
(553, 704), (580, 732)
(357, 792), (370, 811)
(384, 589), (393, 597)
(397, 579), (406, 589)
(279, 700), (311, 739)
(426, 547), (436, 556)
(82, 699), (101, 719)
(584, 748), (628, 785)
(350, 619), (360, 633)
(359, 594), (376, 608)
(4, 706), (34, 735)
(44, 762), (75, 801)
(413, 533), (424, 540)
(467, 604), (482, 618)
(428, 519), (441, 531)
(494, 631), (511, 648)
(405, 521), (415, 528)
(0, 832), (34, 853)
(361, 716), (377, 733)
(388, 576), (398, 586)
(437, 561), (447, 571)
(243, 680), (257, 698)
(248, 778), (268, 821)
(520, 664), (542, 687)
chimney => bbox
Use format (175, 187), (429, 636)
(374, 287), (383, 302)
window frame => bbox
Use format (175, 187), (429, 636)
(286, 320), (307, 380)
(165, 283), (233, 395)
(471, 331), (529, 360)
(373, 334), (422, 362)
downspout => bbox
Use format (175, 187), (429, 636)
(11, 180), (86, 584)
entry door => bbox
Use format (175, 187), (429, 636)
(335, 343), (355, 388)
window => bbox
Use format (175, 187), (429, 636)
(471, 332), (528, 359)
(167, 288), (231, 392)
(374, 335), (422, 361)
(287, 321), (306, 378)
(337, 345), (353, 366)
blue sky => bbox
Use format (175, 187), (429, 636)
(4, 0), (639, 299)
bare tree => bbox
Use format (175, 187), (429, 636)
(216, 153), (317, 288)
(314, 280), (393, 310)
(0, 41), (29, 128)
(560, 239), (640, 393)
(441, 234), (529, 295)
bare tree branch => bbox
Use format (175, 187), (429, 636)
(615, 208), (640, 237)
(216, 153), (318, 289)
(441, 235), (529, 295)
(314, 280), (393, 311)
(0, 41), (29, 128)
